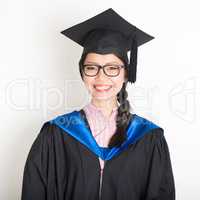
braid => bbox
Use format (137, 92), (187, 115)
(108, 81), (132, 148)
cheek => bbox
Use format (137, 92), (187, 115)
(83, 76), (95, 89)
(113, 74), (125, 88)
(114, 80), (124, 92)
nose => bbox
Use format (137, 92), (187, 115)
(96, 68), (107, 79)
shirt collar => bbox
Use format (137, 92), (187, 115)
(84, 102), (118, 117)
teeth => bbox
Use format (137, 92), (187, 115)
(94, 86), (111, 90)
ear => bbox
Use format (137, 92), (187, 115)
(124, 67), (129, 80)
(124, 76), (128, 82)
(124, 72), (128, 83)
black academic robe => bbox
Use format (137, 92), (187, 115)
(21, 109), (175, 200)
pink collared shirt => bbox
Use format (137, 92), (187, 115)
(83, 102), (118, 174)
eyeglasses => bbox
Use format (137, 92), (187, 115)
(82, 64), (125, 77)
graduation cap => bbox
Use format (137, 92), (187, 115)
(60, 8), (154, 84)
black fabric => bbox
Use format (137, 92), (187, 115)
(60, 8), (154, 83)
(21, 111), (175, 200)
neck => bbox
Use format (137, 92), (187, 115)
(91, 98), (118, 118)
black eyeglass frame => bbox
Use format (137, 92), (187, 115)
(82, 64), (126, 77)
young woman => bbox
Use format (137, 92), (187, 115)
(21, 8), (175, 200)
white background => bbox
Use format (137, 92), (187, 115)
(0, 0), (200, 199)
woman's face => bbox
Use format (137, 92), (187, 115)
(82, 53), (127, 101)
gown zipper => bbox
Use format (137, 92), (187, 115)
(99, 160), (107, 199)
(99, 169), (103, 199)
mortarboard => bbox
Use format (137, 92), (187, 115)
(60, 8), (154, 84)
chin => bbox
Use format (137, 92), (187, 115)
(92, 94), (116, 100)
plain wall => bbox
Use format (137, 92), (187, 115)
(0, 0), (200, 199)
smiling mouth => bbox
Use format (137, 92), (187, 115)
(94, 85), (112, 92)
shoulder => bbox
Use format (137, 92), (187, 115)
(48, 110), (80, 126)
(129, 115), (171, 158)
(35, 110), (81, 141)
(33, 110), (77, 146)
(25, 110), (81, 165)
(132, 113), (165, 143)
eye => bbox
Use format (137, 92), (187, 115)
(110, 66), (119, 70)
(106, 65), (119, 70)
(85, 66), (96, 70)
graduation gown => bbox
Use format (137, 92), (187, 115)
(21, 109), (175, 200)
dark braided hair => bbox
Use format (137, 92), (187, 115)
(79, 53), (132, 148)
(108, 81), (132, 148)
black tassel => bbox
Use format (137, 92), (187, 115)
(128, 37), (138, 84)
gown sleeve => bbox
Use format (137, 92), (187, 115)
(144, 131), (176, 200)
(21, 122), (53, 200)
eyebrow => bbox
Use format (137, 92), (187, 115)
(84, 61), (122, 65)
